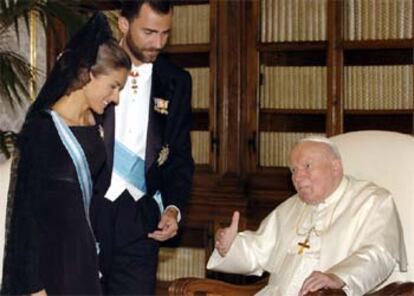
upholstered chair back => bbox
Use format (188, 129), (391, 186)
(330, 131), (414, 282)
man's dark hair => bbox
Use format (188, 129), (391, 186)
(120, 0), (173, 22)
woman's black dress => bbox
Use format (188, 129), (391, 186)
(2, 112), (109, 295)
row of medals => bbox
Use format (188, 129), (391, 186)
(130, 70), (139, 94)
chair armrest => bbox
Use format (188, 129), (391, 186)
(169, 279), (414, 296)
(367, 281), (414, 296)
(306, 281), (414, 296)
(168, 277), (265, 296)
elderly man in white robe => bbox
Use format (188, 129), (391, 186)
(207, 136), (407, 296)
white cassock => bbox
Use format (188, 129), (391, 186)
(207, 176), (407, 296)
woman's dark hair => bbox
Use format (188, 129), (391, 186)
(120, 0), (172, 22)
(25, 12), (130, 120)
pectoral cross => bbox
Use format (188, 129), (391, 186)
(297, 237), (310, 255)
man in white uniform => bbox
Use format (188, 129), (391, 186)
(207, 136), (407, 296)
(93, 1), (194, 295)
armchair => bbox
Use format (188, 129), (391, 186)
(169, 278), (413, 295)
(169, 131), (414, 295)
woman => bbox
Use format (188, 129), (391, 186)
(1, 13), (131, 295)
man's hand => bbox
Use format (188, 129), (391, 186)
(299, 271), (345, 296)
(215, 211), (239, 257)
(148, 207), (179, 241)
(31, 289), (47, 296)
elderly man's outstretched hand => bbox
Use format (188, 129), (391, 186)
(215, 211), (239, 257)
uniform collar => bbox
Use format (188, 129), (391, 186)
(314, 176), (348, 211)
(131, 63), (153, 77)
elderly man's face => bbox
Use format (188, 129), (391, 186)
(289, 142), (343, 204)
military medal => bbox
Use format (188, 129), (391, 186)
(130, 70), (139, 94)
(154, 97), (169, 115)
(98, 125), (104, 139)
(157, 145), (170, 166)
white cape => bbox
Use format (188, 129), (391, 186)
(207, 176), (407, 296)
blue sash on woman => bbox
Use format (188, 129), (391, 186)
(48, 110), (95, 238)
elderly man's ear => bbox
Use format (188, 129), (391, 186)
(332, 159), (343, 176)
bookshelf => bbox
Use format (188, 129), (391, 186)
(240, 0), (414, 228)
(252, 0), (330, 170)
(156, 1), (220, 292)
(246, 0), (414, 171)
(164, 0), (217, 171)
(341, 0), (414, 134)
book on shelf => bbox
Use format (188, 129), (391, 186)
(344, 65), (413, 110)
(260, 0), (327, 42)
(344, 0), (413, 40)
(259, 132), (325, 167)
(187, 67), (210, 109)
(169, 4), (210, 45)
(191, 131), (210, 165)
(260, 66), (327, 110)
(157, 247), (206, 281)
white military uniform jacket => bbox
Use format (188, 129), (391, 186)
(207, 176), (407, 296)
